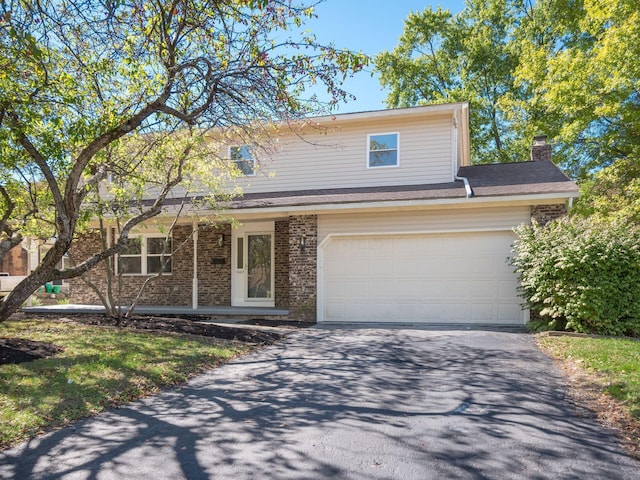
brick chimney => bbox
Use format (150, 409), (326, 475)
(531, 135), (552, 162)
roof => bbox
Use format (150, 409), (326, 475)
(458, 160), (579, 197)
(221, 160), (578, 210)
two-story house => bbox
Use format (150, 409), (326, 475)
(68, 102), (578, 325)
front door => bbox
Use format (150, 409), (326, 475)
(231, 222), (275, 307)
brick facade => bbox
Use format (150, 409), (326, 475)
(68, 217), (318, 321)
(274, 220), (290, 309)
(288, 215), (317, 321)
(69, 225), (198, 306)
(1, 244), (28, 276)
(197, 224), (231, 306)
(531, 204), (568, 226)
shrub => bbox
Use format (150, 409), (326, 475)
(511, 217), (640, 336)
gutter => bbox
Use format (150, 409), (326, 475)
(452, 108), (474, 198)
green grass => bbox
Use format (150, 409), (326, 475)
(0, 319), (252, 450)
(538, 335), (640, 419)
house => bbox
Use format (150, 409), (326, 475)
(0, 240), (44, 298)
(68, 103), (578, 325)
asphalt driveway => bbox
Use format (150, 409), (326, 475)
(1, 327), (638, 479)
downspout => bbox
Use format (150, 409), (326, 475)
(455, 173), (475, 198)
(452, 109), (474, 198)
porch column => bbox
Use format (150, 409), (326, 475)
(288, 215), (317, 322)
(192, 220), (198, 309)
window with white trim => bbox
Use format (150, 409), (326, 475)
(367, 133), (399, 168)
(230, 145), (255, 176)
(118, 236), (172, 275)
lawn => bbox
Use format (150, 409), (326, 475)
(0, 319), (253, 450)
(537, 334), (640, 457)
(538, 335), (640, 417)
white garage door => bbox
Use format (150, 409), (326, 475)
(321, 231), (524, 324)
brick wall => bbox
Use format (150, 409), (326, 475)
(197, 224), (231, 306)
(531, 204), (568, 225)
(274, 220), (289, 309)
(69, 225), (195, 306)
(68, 231), (106, 304)
(1, 244), (28, 275)
(288, 215), (317, 321)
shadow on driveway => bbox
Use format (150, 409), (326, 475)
(1, 328), (638, 479)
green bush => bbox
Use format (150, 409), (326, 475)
(511, 217), (640, 336)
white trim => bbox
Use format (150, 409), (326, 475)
(231, 221), (275, 308)
(366, 132), (399, 169)
(116, 234), (173, 276)
(229, 145), (256, 177)
(193, 192), (578, 219)
(308, 102), (469, 125)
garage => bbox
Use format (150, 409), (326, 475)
(320, 231), (524, 324)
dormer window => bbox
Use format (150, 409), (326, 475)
(367, 133), (399, 168)
(230, 145), (255, 176)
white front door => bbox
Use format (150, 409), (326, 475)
(231, 222), (275, 307)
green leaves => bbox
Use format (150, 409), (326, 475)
(0, 0), (367, 320)
(376, 2), (529, 164)
(511, 217), (640, 335)
(377, 0), (640, 175)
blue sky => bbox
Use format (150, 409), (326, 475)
(305, 0), (466, 113)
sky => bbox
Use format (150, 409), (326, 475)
(304, 0), (467, 113)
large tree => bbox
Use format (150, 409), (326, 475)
(0, 0), (366, 320)
(513, 0), (640, 177)
(375, 0), (640, 177)
(375, 0), (535, 164)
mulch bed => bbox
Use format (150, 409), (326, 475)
(1, 314), (312, 366)
(0, 338), (64, 365)
(67, 315), (289, 344)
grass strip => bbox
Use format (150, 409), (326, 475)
(0, 319), (252, 449)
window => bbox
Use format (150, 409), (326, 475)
(230, 145), (255, 176)
(367, 133), (399, 168)
(118, 236), (172, 275)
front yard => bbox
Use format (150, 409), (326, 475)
(0, 318), (256, 450)
(538, 334), (640, 458)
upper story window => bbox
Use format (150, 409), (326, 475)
(367, 133), (399, 168)
(118, 236), (172, 275)
(230, 145), (255, 176)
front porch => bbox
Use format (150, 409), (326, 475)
(66, 215), (318, 322)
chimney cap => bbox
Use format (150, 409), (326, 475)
(533, 135), (548, 146)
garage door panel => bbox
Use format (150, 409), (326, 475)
(322, 231), (523, 325)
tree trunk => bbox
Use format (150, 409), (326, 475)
(0, 269), (53, 321)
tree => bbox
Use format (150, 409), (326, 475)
(375, 0), (536, 164)
(376, 0), (640, 177)
(571, 157), (640, 224)
(0, 0), (366, 321)
(513, 0), (640, 177)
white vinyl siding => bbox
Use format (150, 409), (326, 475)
(227, 113), (453, 193)
(317, 206), (530, 244)
(317, 206), (530, 325)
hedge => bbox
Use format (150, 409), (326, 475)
(511, 217), (640, 336)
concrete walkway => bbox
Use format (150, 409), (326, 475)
(1, 327), (638, 479)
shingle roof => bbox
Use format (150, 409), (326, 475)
(224, 160), (578, 209)
(458, 159), (578, 197)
